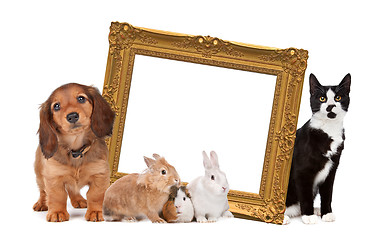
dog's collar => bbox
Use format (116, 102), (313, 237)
(69, 144), (91, 159)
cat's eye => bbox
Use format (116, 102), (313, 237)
(335, 95), (342, 102)
(319, 96), (327, 102)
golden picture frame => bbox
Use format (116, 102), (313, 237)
(102, 22), (308, 224)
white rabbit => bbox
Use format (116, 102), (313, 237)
(187, 151), (233, 222)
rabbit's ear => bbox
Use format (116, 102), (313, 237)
(210, 151), (220, 168)
(203, 151), (212, 170)
(152, 153), (161, 160)
(144, 156), (156, 167)
(184, 187), (192, 198)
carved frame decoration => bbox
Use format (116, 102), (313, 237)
(102, 22), (308, 224)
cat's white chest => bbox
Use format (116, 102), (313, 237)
(310, 116), (343, 190)
(310, 117), (344, 158)
(322, 124), (343, 158)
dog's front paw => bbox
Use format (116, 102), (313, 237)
(47, 210), (70, 222)
(85, 210), (104, 222)
(33, 201), (48, 211)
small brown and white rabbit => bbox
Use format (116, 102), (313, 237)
(103, 154), (180, 223)
(163, 185), (194, 223)
(187, 151), (233, 222)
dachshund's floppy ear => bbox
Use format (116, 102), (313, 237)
(88, 87), (115, 138)
(38, 102), (58, 159)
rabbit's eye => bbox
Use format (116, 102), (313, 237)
(211, 175), (215, 181)
(183, 197), (186, 201)
(161, 170), (166, 175)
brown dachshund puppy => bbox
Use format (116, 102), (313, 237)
(33, 83), (115, 222)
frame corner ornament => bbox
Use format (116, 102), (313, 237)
(109, 22), (158, 54)
(260, 48), (308, 82)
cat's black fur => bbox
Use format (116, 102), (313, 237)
(286, 73), (351, 221)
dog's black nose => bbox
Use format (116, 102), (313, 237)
(66, 112), (79, 123)
(326, 104), (335, 112)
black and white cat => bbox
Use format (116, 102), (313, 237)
(284, 73), (351, 224)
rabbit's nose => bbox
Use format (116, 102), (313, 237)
(174, 178), (180, 186)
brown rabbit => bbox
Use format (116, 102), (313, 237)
(103, 154), (180, 223)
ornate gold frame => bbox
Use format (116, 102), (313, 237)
(102, 22), (308, 224)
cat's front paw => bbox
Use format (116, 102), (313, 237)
(322, 213), (336, 222)
(302, 214), (319, 224)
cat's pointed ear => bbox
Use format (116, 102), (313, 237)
(337, 73), (351, 94)
(309, 73), (323, 95)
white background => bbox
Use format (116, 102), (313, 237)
(0, 0), (368, 239)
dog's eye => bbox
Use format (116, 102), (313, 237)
(77, 96), (86, 103)
(53, 103), (60, 111)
